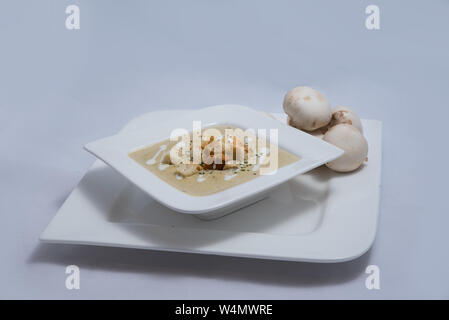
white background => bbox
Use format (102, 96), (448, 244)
(1, 0), (448, 298)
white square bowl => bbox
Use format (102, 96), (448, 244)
(84, 105), (343, 219)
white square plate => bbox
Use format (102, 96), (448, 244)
(84, 105), (343, 217)
(40, 110), (382, 263)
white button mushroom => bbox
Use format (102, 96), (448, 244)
(323, 124), (368, 172)
(283, 86), (331, 131)
(330, 106), (363, 133)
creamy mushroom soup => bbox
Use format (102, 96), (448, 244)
(128, 125), (299, 196)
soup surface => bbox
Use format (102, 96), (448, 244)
(129, 125), (299, 196)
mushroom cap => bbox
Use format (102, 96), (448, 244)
(323, 124), (368, 172)
(289, 115), (328, 138)
(330, 106), (363, 133)
(283, 86), (331, 131)
(306, 127), (327, 139)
